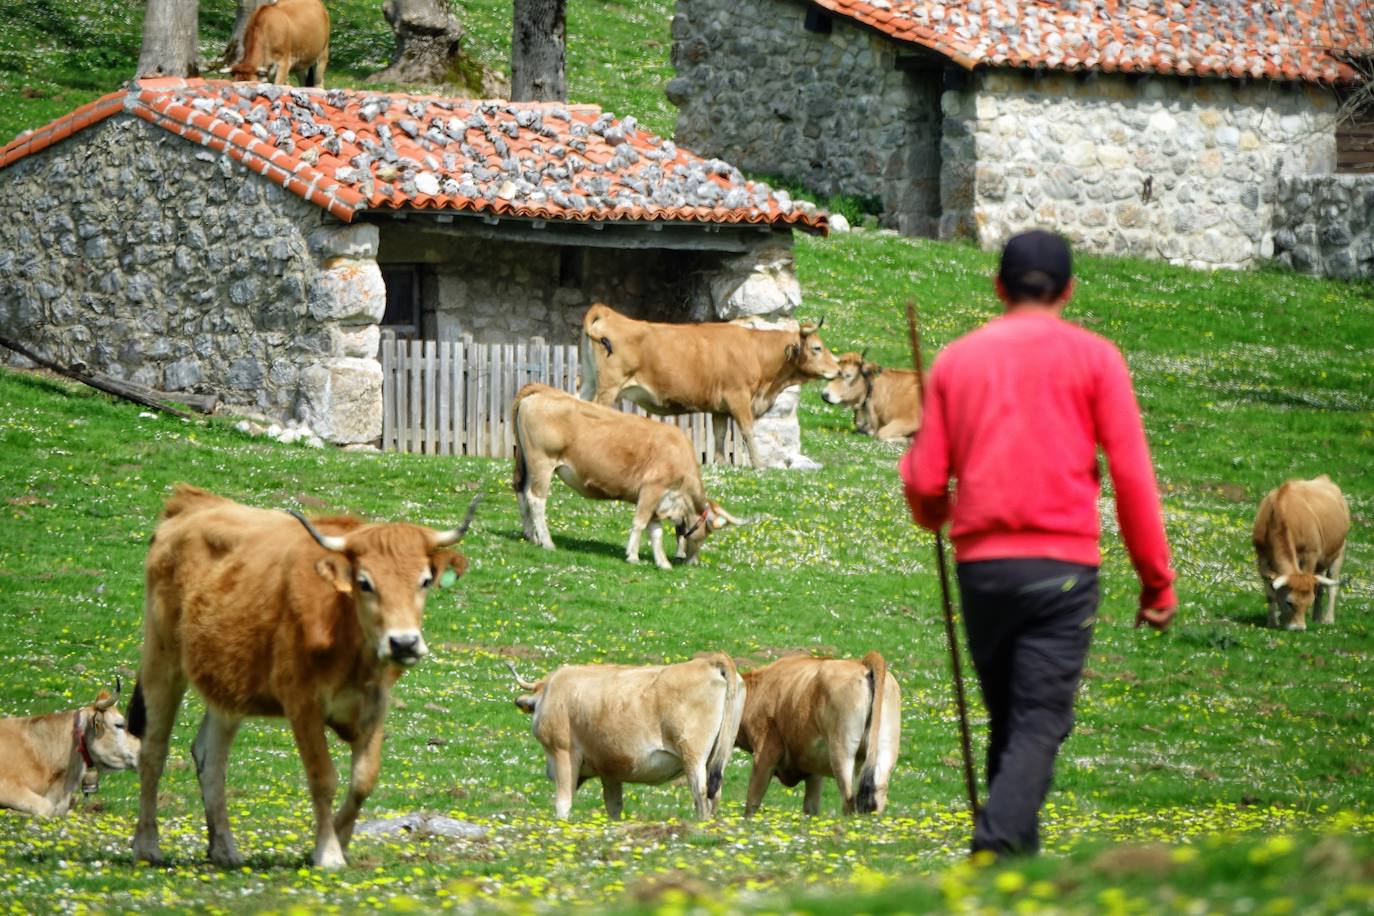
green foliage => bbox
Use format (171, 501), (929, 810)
(748, 172), (885, 227)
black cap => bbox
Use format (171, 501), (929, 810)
(998, 229), (1072, 302)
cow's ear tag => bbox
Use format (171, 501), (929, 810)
(439, 568), (458, 589)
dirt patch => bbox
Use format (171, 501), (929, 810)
(7, 495), (51, 507)
(438, 642), (541, 660)
(1090, 843), (1175, 879)
(629, 870), (709, 904)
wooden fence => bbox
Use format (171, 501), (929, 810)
(379, 335), (744, 464)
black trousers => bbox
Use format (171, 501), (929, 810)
(956, 558), (1099, 855)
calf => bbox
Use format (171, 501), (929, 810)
(1253, 475), (1350, 630)
(737, 652), (900, 815)
(130, 484), (478, 868)
(0, 683), (139, 817)
(512, 383), (749, 569)
(580, 303), (839, 468)
(820, 351), (922, 441)
(509, 654), (744, 819)
(229, 0), (330, 87)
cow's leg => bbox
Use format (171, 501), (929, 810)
(310, 47), (328, 89)
(191, 708), (244, 867)
(803, 775), (825, 816)
(273, 55), (292, 85)
(744, 733), (782, 816)
(133, 668), (188, 865)
(334, 723), (385, 851)
(829, 736), (862, 815)
(0, 784), (58, 817)
(682, 750), (712, 819)
(1319, 546), (1345, 626)
(287, 709), (345, 868)
(552, 747), (578, 819)
(876, 419), (917, 442)
(648, 521), (673, 570)
(727, 402), (764, 469)
(1257, 555), (1281, 627)
(711, 413), (730, 464)
(524, 460), (557, 550)
(601, 778), (624, 820)
(627, 487), (667, 568)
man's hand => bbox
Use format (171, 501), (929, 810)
(1135, 604), (1176, 631)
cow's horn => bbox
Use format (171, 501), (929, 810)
(432, 493), (483, 547)
(860, 346), (869, 361)
(288, 509), (348, 552)
(506, 660), (539, 691)
(95, 689), (117, 711)
(1271, 574), (1289, 590)
(712, 505), (755, 527)
(1316, 574), (1338, 587)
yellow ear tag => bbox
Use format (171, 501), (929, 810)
(439, 568), (458, 588)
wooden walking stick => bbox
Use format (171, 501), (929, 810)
(905, 299), (980, 823)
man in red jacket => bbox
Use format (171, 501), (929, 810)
(900, 229), (1177, 856)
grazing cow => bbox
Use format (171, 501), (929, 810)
(1253, 475), (1350, 630)
(0, 683), (139, 817)
(579, 303), (840, 468)
(130, 484), (478, 869)
(229, 0), (330, 87)
(820, 351), (923, 441)
(512, 383), (749, 569)
(736, 652), (900, 816)
(508, 654), (744, 819)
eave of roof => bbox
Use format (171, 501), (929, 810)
(0, 78), (829, 235)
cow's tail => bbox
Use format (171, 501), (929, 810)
(127, 679), (147, 740)
(855, 651), (890, 813)
(578, 304), (614, 401)
(705, 652), (742, 803)
(512, 390), (529, 495)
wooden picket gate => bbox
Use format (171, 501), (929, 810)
(379, 335), (745, 464)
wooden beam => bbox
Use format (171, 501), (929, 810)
(379, 212), (787, 252)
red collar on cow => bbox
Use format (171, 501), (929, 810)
(73, 710), (95, 769)
(682, 507), (711, 539)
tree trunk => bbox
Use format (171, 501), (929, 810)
(136, 0), (200, 78)
(221, 0), (272, 71)
(370, 0), (463, 84)
(512, 0), (566, 102)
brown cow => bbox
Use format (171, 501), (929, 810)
(737, 652), (901, 816)
(0, 683), (139, 816)
(229, 0), (330, 87)
(512, 383), (749, 569)
(1253, 475), (1350, 630)
(579, 303), (840, 468)
(129, 484), (478, 868)
(509, 654), (744, 820)
(820, 351), (922, 441)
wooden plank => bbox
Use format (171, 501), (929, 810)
(487, 344), (502, 458)
(472, 341), (485, 458)
(394, 341), (410, 453)
(504, 342), (517, 458)
(381, 337), (395, 452)
(438, 341), (451, 455)
(453, 339), (466, 456)
(552, 345), (565, 396)
(423, 339), (437, 455)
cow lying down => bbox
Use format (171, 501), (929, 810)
(512, 383), (750, 569)
(737, 652), (901, 815)
(820, 351), (922, 442)
(0, 682), (139, 817)
(509, 654), (744, 819)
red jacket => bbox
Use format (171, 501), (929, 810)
(899, 310), (1176, 610)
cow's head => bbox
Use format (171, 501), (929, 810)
(81, 681), (139, 772)
(507, 662), (546, 714)
(671, 499), (753, 564)
(1269, 571), (1337, 631)
(788, 318), (841, 380)
(821, 350), (878, 408)
(290, 495), (481, 667)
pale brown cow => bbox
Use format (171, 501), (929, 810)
(1253, 475), (1350, 631)
(130, 484), (478, 869)
(229, 0), (330, 87)
(512, 383), (749, 569)
(579, 303), (840, 468)
(509, 654), (744, 820)
(820, 351), (922, 441)
(737, 652), (901, 816)
(0, 683), (139, 817)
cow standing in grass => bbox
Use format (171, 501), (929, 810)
(229, 0), (330, 87)
(736, 652), (900, 816)
(509, 654), (744, 819)
(820, 351), (922, 441)
(512, 383), (749, 569)
(0, 684), (139, 816)
(130, 484), (478, 869)
(579, 303), (840, 468)
(1253, 475), (1350, 630)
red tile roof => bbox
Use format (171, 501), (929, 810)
(0, 78), (828, 233)
(811, 0), (1372, 84)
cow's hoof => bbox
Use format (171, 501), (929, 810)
(1285, 622), (1307, 632)
(655, 559), (672, 571)
(625, 555), (640, 565)
(313, 847), (347, 869)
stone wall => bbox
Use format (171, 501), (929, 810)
(670, 0), (943, 235)
(0, 116), (383, 443)
(1271, 175), (1374, 280)
(945, 71), (1338, 269)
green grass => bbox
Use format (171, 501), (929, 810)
(0, 230), (1371, 912)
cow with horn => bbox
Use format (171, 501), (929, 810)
(130, 484), (479, 869)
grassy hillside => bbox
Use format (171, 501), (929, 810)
(0, 0), (678, 144)
(0, 231), (1371, 912)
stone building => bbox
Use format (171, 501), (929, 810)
(670, 0), (1372, 270)
(0, 78), (826, 455)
